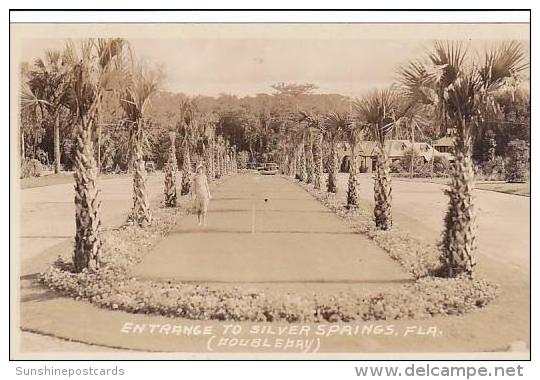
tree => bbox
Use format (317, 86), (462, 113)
(26, 49), (71, 173)
(323, 111), (347, 194)
(120, 62), (161, 226)
(505, 139), (529, 183)
(200, 113), (218, 181)
(354, 88), (400, 230)
(483, 129), (497, 162)
(177, 97), (198, 194)
(342, 115), (367, 208)
(399, 40), (527, 277)
(20, 68), (47, 162)
(299, 111), (325, 189)
(63, 38), (127, 272)
(271, 82), (318, 97)
(163, 131), (178, 207)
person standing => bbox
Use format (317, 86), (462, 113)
(192, 163), (212, 227)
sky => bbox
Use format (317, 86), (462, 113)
(15, 23), (530, 97)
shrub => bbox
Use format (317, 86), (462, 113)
(505, 140), (529, 183)
(433, 155), (450, 177)
(40, 256), (498, 322)
(237, 151), (250, 169)
(20, 158), (43, 178)
(390, 160), (405, 174)
(479, 156), (506, 181)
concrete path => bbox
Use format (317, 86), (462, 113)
(131, 174), (410, 292)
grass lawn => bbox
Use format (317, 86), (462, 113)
(393, 176), (530, 197)
(20, 172), (131, 189)
(476, 181), (530, 197)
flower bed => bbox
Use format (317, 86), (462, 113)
(39, 174), (498, 323)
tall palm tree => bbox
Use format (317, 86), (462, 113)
(26, 49), (70, 173)
(354, 88), (400, 230)
(120, 62), (160, 226)
(63, 38), (126, 271)
(323, 111), (347, 193)
(399, 40), (527, 277)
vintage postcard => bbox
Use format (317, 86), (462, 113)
(9, 11), (531, 360)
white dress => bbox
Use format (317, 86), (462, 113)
(193, 173), (211, 213)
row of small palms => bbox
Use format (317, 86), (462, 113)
(21, 38), (238, 272)
(284, 40), (527, 278)
(164, 97), (238, 207)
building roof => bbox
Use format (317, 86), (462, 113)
(433, 136), (456, 147)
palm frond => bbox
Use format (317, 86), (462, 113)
(478, 40), (528, 92)
(353, 88), (400, 143)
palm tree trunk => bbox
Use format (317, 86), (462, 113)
(21, 130), (26, 160)
(313, 133), (323, 189)
(181, 142), (192, 195)
(215, 143), (221, 179)
(205, 141), (214, 181)
(373, 144), (392, 230)
(347, 142), (359, 208)
(296, 142), (306, 181)
(441, 119), (476, 277)
(54, 113), (61, 173)
(289, 146), (296, 177)
(163, 133), (177, 207)
(326, 140), (338, 193)
(130, 120), (152, 226)
(73, 119), (102, 272)
(305, 133), (314, 184)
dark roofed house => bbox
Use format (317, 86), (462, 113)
(433, 136), (456, 162)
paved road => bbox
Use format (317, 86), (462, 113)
(336, 173), (530, 274)
(132, 174), (410, 294)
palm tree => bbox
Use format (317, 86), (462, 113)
(395, 102), (430, 178)
(323, 111), (347, 193)
(178, 98), (198, 195)
(163, 130), (178, 207)
(62, 38), (126, 271)
(26, 49), (70, 173)
(299, 110), (325, 189)
(200, 114), (217, 181)
(354, 88), (400, 230)
(120, 62), (160, 226)
(342, 115), (367, 208)
(399, 40), (527, 277)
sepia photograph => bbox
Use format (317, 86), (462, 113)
(9, 10), (531, 361)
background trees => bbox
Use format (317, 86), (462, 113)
(25, 50), (71, 173)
